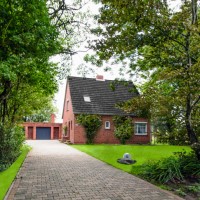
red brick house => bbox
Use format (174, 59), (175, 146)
(62, 76), (151, 144)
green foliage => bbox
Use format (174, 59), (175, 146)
(140, 156), (184, 184)
(0, 0), (62, 124)
(0, 124), (25, 171)
(186, 184), (200, 193)
(175, 189), (187, 197)
(140, 151), (200, 184)
(63, 125), (68, 136)
(113, 116), (134, 144)
(77, 114), (102, 144)
(154, 128), (189, 145)
(23, 97), (57, 122)
(91, 0), (200, 158)
(112, 115), (127, 125)
(121, 95), (151, 119)
(0, 145), (30, 200)
(175, 151), (200, 177)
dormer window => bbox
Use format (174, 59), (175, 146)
(84, 96), (91, 102)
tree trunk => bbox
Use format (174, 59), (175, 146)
(185, 97), (197, 144)
(191, 0), (198, 25)
(185, 94), (200, 160)
(0, 80), (11, 123)
(184, 26), (200, 160)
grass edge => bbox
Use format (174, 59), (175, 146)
(0, 145), (31, 200)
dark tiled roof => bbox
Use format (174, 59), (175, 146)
(68, 76), (139, 116)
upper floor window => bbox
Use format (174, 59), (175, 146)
(83, 96), (91, 102)
(135, 122), (147, 135)
(66, 100), (69, 111)
(105, 121), (110, 129)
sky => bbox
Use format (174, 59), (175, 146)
(53, 0), (182, 122)
(52, 0), (132, 122)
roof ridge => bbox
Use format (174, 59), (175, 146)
(67, 76), (134, 83)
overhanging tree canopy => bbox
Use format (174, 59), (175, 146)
(0, 0), (62, 123)
(91, 0), (200, 159)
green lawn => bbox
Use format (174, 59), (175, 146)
(0, 146), (30, 200)
(73, 145), (191, 174)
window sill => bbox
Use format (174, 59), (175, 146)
(135, 133), (147, 136)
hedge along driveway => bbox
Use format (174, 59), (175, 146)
(0, 146), (30, 200)
(72, 144), (191, 174)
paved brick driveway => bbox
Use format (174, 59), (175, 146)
(6, 140), (182, 200)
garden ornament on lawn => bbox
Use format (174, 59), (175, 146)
(117, 153), (136, 165)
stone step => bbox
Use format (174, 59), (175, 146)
(64, 140), (73, 145)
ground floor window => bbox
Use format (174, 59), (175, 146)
(105, 121), (110, 129)
(134, 122), (147, 135)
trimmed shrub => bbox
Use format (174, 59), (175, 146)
(77, 114), (102, 144)
(0, 124), (25, 171)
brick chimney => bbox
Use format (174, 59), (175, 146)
(50, 113), (55, 123)
(96, 75), (104, 81)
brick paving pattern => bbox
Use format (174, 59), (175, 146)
(6, 140), (183, 200)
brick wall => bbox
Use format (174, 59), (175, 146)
(74, 116), (87, 143)
(62, 83), (75, 143)
(73, 115), (151, 144)
(93, 116), (119, 144)
(127, 118), (151, 144)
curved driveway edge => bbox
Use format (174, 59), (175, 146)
(6, 140), (183, 200)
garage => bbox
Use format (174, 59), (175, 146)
(24, 121), (62, 140)
(36, 127), (51, 140)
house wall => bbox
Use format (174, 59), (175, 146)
(23, 122), (62, 140)
(62, 83), (75, 143)
(93, 116), (119, 144)
(62, 81), (151, 144)
(74, 116), (87, 144)
(72, 115), (150, 144)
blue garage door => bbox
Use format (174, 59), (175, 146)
(36, 127), (51, 140)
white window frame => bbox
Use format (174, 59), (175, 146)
(105, 121), (110, 129)
(134, 122), (147, 135)
(83, 96), (91, 102)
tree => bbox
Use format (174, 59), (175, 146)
(91, 1), (200, 159)
(0, 0), (61, 124)
(0, 0), (91, 123)
(48, 0), (90, 54)
(0, 0), (89, 169)
(23, 96), (57, 122)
